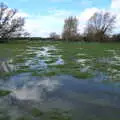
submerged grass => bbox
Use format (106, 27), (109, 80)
(31, 108), (44, 117)
(16, 116), (32, 120)
(0, 90), (11, 96)
(48, 109), (72, 120)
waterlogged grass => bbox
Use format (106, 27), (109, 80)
(16, 116), (32, 120)
(0, 90), (11, 96)
(31, 108), (44, 117)
(0, 41), (120, 120)
(16, 108), (72, 120)
(48, 109), (72, 120)
(0, 116), (10, 120)
(0, 41), (120, 82)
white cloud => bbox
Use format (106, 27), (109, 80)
(111, 0), (120, 9)
(111, 0), (120, 33)
(16, 11), (30, 18)
(20, 0), (120, 37)
(24, 8), (101, 37)
(25, 15), (63, 37)
(24, 9), (74, 37)
(78, 8), (100, 33)
(78, 8), (99, 22)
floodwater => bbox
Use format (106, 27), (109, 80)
(0, 42), (120, 120)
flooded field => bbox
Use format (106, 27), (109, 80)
(0, 41), (120, 120)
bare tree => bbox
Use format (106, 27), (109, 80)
(62, 16), (78, 41)
(85, 11), (116, 42)
(0, 2), (27, 41)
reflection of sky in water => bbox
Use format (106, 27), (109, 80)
(23, 46), (64, 70)
(0, 74), (61, 101)
(0, 59), (15, 73)
(0, 75), (120, 119)
(12, 79), (60, 101)
(1, 74), (120, 108)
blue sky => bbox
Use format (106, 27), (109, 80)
(3, 0), (120, 37)
(5, 0), (111, 14)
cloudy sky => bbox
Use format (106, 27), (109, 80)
(3, 0), (120, 37)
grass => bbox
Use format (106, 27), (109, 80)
(0, 116), (10, 120)
(31, 108), (44, 117)
(0, 41), (120, 82)
(0, 90), (11, 96)
(16, 116), (32, 120)
(72, 71), (93, 79)
(48, 109), (72, 120)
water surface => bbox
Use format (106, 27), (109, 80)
(0, 41), (120, 120)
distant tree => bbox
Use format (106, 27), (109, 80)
(62, 16), (78, 41)
(112, 34), (120, 42)
(49, 32), (60, 40)
(23, 32), (30, 38)
(85, 11), (116, 42)
(0, 2), (27, 41)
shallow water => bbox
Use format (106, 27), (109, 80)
(0, 42), (120, 120)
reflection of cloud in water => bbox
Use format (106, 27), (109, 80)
(56, 57), (64, 65)
(24, 45), (64, 70)
(0, 59), (14, 73)
(11, 78), (60, 101)
(35, 46), (56, 57)
(50, 57), (64, 66)
(12, 87), (39, 100)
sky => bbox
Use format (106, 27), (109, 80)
(2, 0), (120, 37)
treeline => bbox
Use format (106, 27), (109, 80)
(0, 2), (120, 43)
(0, 37), (61, 42)
(50, 12), (120, 42)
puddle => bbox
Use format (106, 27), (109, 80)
(11, 78), (60, 101)
(0, 75), (120, 119)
